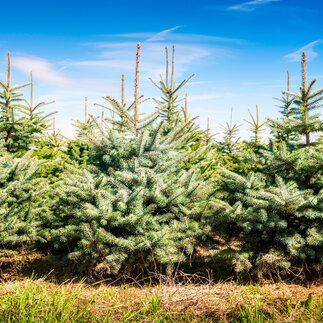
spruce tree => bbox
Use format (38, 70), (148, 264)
(150, 47), (194, 128)
(149, 47), (215, 177)
(244, 105), (267, 146)
(210, 52), (323, 276)
(0, 54), (55, 254)
(271, 71), (298, 143)
(0, 54), (55, 154)
(215, 108), (245, 173)
(218, 108), (241, 156)
(51, 44), (214, 274)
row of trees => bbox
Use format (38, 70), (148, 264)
(0, 46), (322, 278)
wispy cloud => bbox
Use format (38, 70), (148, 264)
(66, 42), (216, 81)
(11, 55), (121, 137)
(11, 55), (119, 94)
(147, 26), (180, 42)
(12, 56), (73, 87)
(101, 30), (244, 45)
(228, 0), (280, 12)
(8, 29), (244, 138)
(10, 28), (239, 125)
(72, 28), (242, 84)
(60, 58), (135, 71)
(285, 40), (322, 62)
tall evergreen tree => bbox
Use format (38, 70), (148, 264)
(51, 44), (214, 274)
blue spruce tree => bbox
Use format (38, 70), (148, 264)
(51, 44), (214, 274)
(210, 52), (323, 277)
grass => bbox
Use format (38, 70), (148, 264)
(0, 278), (321, 322)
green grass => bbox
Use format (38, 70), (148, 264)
(0, 280), (96, 322)
(0, 278), (321, 322)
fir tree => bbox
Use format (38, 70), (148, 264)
(50, 44), (214, 274)
(265, 53), (323, 190)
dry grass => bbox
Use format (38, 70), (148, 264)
(0, 252), (322, 321)
(79, 281), (323, 321)
(0, 278), (321, 322)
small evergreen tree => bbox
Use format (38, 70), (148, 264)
(0, 55), (55, 154)
(216, 108), (246, 173)
(218, 108), (241, 156)
(244, 105), (267, 146)
(271, 71), (298, 143)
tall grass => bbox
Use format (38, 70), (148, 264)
(0, 279), (96, 322)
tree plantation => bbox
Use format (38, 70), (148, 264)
(0, 44), (322, 280)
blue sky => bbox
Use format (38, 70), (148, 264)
(0, 0), (322, 138)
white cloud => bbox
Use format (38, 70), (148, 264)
(112, 27), (182, 43)
(228, 0), (280, 11)
(12, 56), (73, 87)
(147, 26), (180, 42)
(12, 55), (119, 94)
(62, 42), (213, 82)
(101, 32), (244, 44)
(285, 40), (322, 62)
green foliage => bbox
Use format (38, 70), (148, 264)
(218, 108), (241, 156)
(65, 139), (90, 167)
(52, 124), (212, 273)
(271, 70), (298, 143)
(0, 152), (50, 254)
(215, 108), (251, 174)
(0, 47), (321, 280)
(269, 53), (323, 147)
(32, 134), (67, 183)
(50, 46), (214, 273)
(150, 46), (194, 129)
(210, 52), (323, 276)
(244, 105), (267, 147)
